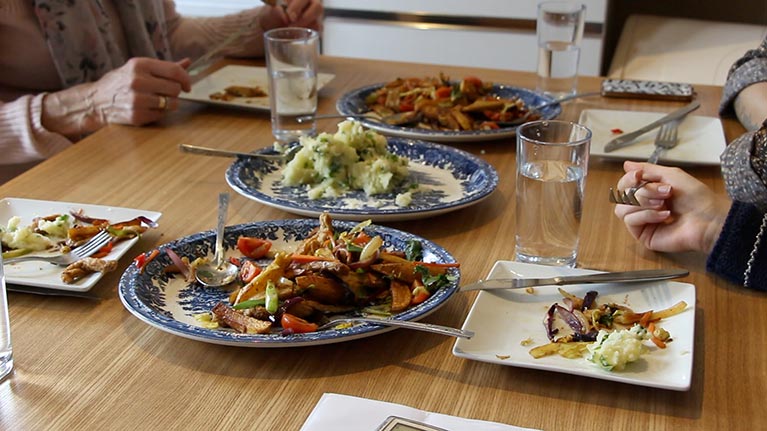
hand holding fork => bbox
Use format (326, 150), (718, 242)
(609, 121), (681, 206)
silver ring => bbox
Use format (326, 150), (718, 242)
(158, 95), (168, 110)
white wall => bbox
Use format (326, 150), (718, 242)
(174, 0), (607, 75)
(323, 0), (607, 75)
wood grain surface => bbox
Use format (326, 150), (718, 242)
(0, 56), (762, 431)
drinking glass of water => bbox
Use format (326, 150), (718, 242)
(515, 120), (591, 267)
(0, 253), (13, 381)
(264, 27), (320, 143)
(536, 2), (586, 98)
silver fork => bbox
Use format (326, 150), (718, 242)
(608, 122), (680, 206)
(3, 230), (112, 267)
(608, 181), (647, 206)
(647, 121), (680, 164)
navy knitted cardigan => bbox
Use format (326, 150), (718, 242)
(707, 202), (767, 289)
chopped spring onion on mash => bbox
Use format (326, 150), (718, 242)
(280, 120), (411, 202)
(587, 324), (648, 371)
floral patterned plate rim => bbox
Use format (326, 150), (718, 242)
(118, 218), (460, 347)
(225, 137), (499, 222)
(336, 83), (561, 143)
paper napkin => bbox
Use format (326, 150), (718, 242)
(300, 393), (539, 431)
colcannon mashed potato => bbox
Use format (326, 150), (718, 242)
(281, 121), (411, 202)
(1, 215), (71, 252)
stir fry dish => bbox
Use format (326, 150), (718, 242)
(1, 210), (156, 283)
(363, 73), (541, 131)
(183, 213), (459, 335)
(530, 288), (687, 371)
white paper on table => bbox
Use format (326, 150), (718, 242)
(300, 393), (540, 431)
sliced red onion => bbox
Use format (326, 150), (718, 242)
(582, 291), (598, 310)
(165, 248), (190, 280)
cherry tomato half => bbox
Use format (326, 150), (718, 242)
(281, 313), (318, 334)
(236, 237), (272, 259)
(239, 260), (262, 284)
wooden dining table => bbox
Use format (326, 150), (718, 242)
(1, 55), (763, 430)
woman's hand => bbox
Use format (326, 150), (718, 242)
(613, 161), (730, 254)
(42, 57), (191, 139)
(261, 0), (324, 32)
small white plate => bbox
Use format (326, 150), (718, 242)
(580, 109), (726, 165)
(1, 198), (162, 292)
(181, 65), (335, 111)
(453, 261), (696, 391)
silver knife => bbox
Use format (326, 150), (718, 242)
(188, 23), (253, 75)
(603, 100), (700, 152)
(461, 268), (689, 291)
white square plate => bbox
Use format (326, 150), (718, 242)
(580, 109), (726, 166)
(181, 65), (335, 111)
(1, 198), (162, 292)
(453, 261), (696, 391)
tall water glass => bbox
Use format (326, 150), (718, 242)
(536, 2), (586, 98)
(265, 27), (320, 143)
(515, 120), (591, 267)
(0, 253), (13, 381)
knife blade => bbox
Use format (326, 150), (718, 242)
(188, 23), (253, 75)
(461, 268), (689, 291)
(603, 100), (700, 153)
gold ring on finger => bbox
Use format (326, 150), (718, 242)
(158, 95), (168, 110)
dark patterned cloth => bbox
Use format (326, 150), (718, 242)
(719, 36), (767, 117)
(711, 36), (767, 288)
(32, 0), (171, 87)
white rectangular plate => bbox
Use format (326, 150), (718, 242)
(453, 261), (696, 391)
(1, 198), (162, 292)
(181, 65), (335, 111)
(580, 109), (726, 166)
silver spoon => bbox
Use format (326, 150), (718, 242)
(179, 143), (300, 161)
(195, 192), (238, 287)
(498, 90), (602, 126)
(316, 317), (474, 339)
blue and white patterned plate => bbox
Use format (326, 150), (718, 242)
(336, 83), (561, 143)
(119, 219), (460, 347)
(226, 138), (499, 222)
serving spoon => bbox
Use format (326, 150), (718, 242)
(195, 192), (239, 287)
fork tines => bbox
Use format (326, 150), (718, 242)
(73, 230), (112, 259)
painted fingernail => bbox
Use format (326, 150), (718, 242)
(648, 199), (664, 206)
(658, 185), (671, 193)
